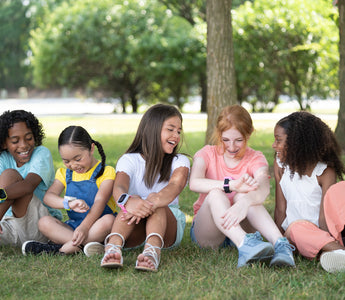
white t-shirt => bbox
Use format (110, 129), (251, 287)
(277, 157), (327, 230)
(116, 153), (190, 206)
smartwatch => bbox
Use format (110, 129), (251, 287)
(117, 193), (131, 213)
(63, 196), (76, 210)
(0, 188), (7, 203)
(223, 177), (233, 193)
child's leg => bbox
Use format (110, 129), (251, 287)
(101, 211), (142, 265)
(136, 206), (170, 271)
(85, 214), (116, 243)
(287, 220), (335, 258)
(38, 215), (76, 253)
(193, 189), (247, 248)
(246, 204), (282, 244)
(323, 181), (345, 245)
(0, 169), (32, 220)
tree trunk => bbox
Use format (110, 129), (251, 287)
(335, 0), (345, 150)
(205, 0), (237, 144)
(200, 72), (207, 113)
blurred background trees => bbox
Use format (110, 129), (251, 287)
(0, 0), (342, 116)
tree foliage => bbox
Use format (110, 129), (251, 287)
(233, 0), (338, 111)
(29, 0), (204, 112)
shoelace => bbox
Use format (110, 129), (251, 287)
(276, 242), (295, 253)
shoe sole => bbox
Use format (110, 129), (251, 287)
(84, 242), (104, 257)
(270, 256), (295, 267)
(320, 251), (345, 273)
(243, 245), (275, 267)
(22, 240), (36, 256)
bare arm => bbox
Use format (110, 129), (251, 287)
(273, 159), (287, 234)
(72, 178), (114, 246)
(146, 166), (189, 209)
(318, 166), (337, 232)
(189, 156), (258, 194)
(113, 171), (154, 219)
(5, 172), (42, 200)
(221, 166), (269, 229)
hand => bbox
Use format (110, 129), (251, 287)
(221, 199), (250, 230)
(121, 212), (142, 225)
(125, 195), (154, 218)
(231, 174), (258, 193)
(72, 225), (88, 246)
(69, 199), (89, 213)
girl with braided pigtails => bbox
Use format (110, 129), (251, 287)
(22, 126), (117, 255)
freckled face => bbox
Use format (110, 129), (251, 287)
(272, 125), (287, 162)
(160, 116), (182, 154)
(4, 122), (35, 167)
(221, 127), (246, 159)
(59, 144), (96, 174)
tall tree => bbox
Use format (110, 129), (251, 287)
(205, 0), (237, 143)
(335, 0), (345, 150)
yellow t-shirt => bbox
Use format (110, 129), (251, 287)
(55, 161), (117, 213)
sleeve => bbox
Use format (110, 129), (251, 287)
(193, 145), (211, 167)
(115, 154), (135, 179)
(96, 165), (116, 188)
(27, 146), (55, 188)
(172, 154), (191, 171)
(247, 150), (268, 176)
(55, 168), (67, 188)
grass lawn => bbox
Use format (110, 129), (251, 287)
(1, 114), (344, 300)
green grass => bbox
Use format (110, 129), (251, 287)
(1, 115), (344, 300)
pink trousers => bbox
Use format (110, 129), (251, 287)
(288, 181), (345, 259)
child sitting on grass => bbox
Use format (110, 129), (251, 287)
(0, 110), (62, 248)
(272, 111), (345, 273)
(22, 126), (117, 255)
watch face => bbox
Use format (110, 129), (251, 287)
(118, 194), (127, 204)
(0, 189), (6, 199)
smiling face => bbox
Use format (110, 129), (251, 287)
(4, 122), (36, 167)
(160, 116), (182, 154)
(59, 143), (96, 174)
(272, 125), (287, 162)
(221, 127), (246, 159)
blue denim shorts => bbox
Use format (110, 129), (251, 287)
(190, 220), (235, 248)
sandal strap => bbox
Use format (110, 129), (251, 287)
(104, 232), (125, 247)
(101, 243), (123, 265)
(141, 243), (161, 269)
(145, 232), (164, 249)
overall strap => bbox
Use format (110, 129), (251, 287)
(90, 162), (103, 182)
(66, 168), (73, 184)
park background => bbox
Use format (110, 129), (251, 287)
(1, 0), (345, 299)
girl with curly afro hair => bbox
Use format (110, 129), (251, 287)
(273, 111), (345, 273)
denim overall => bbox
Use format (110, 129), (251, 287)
(65, 163), (113, 230)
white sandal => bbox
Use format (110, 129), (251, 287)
(135, 233), (164, 272)
(100, 233), (125, 269)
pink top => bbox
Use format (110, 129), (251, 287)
(192, 145), (268, 215)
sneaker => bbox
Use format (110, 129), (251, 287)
(22, 240), (62, 255)
(83, 242), (104, 257)
(320, 249), (345, 273)
(270, 237), (295, 267)
(237, 231), (274, 268)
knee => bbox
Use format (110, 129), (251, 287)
(0, 169), (23, 186)
(205, 188), (226, 204)
(38, 216), (53, 231)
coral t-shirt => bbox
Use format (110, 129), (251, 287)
(192, 145), (268, 215)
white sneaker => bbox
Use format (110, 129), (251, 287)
(83, 242), (104, 257)
(320, 249), (345, 273)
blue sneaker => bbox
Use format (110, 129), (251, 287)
(270, 237), (295, 267)
(237, 231), (274, 268)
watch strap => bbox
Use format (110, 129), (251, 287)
(223, 177), (233, 193)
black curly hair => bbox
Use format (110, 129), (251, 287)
(0, 110), (45, 154)
(276, 111), (344, 180)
